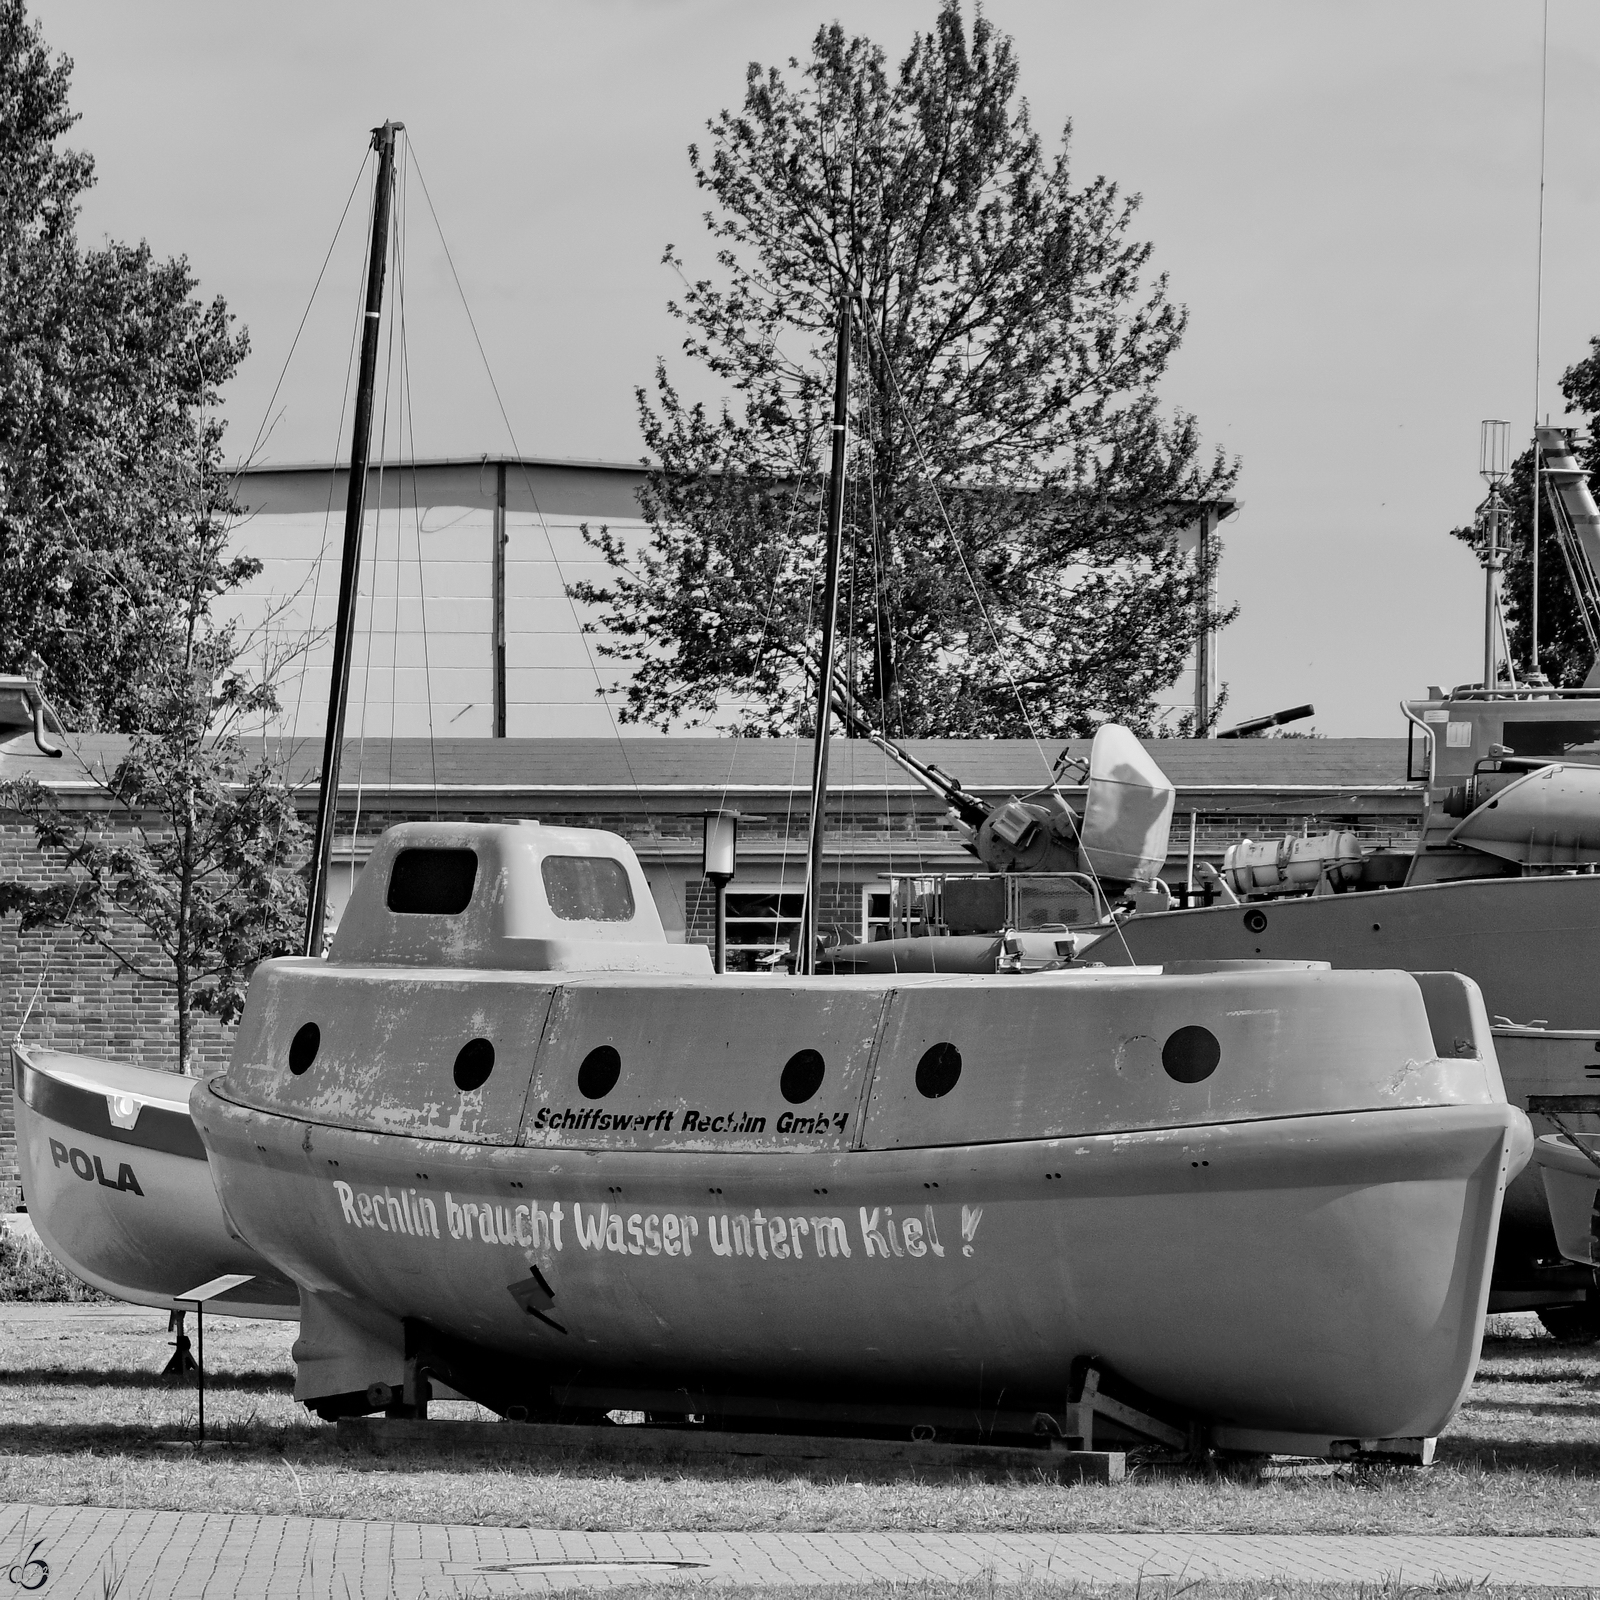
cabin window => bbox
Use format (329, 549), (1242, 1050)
(1501, 720), (1600, 763)
(541, 856), (635, 922)
(387, 848), (478, 915)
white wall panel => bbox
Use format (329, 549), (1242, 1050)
(226, 476), (507, 739)
(222, 463), (1210, 744)
(505, 702), (633, 738)
(504, 632), (605, 671)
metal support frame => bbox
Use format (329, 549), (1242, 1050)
(1483, 492), (1505, 691)
(177, 1272), (254, 1444)
(1194, 506), (1218, 734)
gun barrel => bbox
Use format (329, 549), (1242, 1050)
(1218, 703), (1315, 740)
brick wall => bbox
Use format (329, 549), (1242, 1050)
(1, 819), (241, 1210)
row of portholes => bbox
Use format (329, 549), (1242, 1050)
(576, 1045), (827, 1104)
(289, 1027), (832, 1103)
(287, 1029), (929, 1103)
(291, 1023), (496, 1093)
(287, 1026), (1218, 1095)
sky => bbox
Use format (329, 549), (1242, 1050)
(28, 0), (1600, 737)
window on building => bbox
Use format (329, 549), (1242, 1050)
(863, 889), (893, 942)
(862, 879), (942, 940)
(722, 887), (804, 973)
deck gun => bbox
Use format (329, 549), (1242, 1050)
(821, 673), (1175, 892)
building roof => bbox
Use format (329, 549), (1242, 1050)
(1, 733), (1414, 802)
(232, 454), (646, 478)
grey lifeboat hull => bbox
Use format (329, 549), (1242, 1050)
(192, 959), (1529, 1452)
(11, 1046), (297, 1318)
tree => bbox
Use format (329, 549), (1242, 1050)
(0, 499), (308, 1075)
(0, 0), (250, 731)
(574, 1), (1238, 738)
(0, 2), (299, 1073)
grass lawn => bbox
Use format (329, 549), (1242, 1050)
(0, 1308), (1595, 1536)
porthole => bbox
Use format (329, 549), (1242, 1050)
(454, 1038), (495, 1092)
(578, 1044), (621, 1100)
(1243, 908), (1268, 934)
(780, 1049), (826, 1105)
(915, 1042), (962, 1099)
(1163, 1025), (1220, 1084)
(288, 1023), (320, 1076)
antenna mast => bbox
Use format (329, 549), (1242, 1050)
(1480, 419), (1512, 692)
(304, 120), (404, 956)
(799, 302), (852, 975)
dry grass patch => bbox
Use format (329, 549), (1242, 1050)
(0, 1308), (1595, 1534)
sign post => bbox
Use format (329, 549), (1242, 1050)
(177, 1274), (255, 1444)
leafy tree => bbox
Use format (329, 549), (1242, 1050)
(574, 1), (1238, 737)
(0, 504), (308, 1075)
(0, 0), (249, 730)
(0, 1), (299, 1073)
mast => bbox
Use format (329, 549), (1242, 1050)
(798, 302), (852, 975)
(304, 120), (403, 956)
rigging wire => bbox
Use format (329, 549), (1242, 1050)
(383, 153), (404, 804)
(855, 348), (925, 935)
(219, 148), (373, 959)
(1531, 0), (1550, 673)
(856, 317), (1058, 788)
(394, 147), (441, 817)
(346, 161), (407, 894)
(404, 137), (685, 925)
(715, 472), (822, 966)
(283, 175), (375, 769)
(855, 310), (1140, 967)
(232, 150), (372, 491)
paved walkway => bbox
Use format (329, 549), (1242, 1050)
(3, 1503), (1600, 1597)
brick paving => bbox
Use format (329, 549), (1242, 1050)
(3, 1502), (1600, 1596)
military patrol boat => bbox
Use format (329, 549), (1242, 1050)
(1082, 426), (1600, 1333)
(831, 427), (1600, 1335)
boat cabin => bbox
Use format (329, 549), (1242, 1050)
(329, 821), (712, 975)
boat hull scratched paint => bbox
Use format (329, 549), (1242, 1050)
(186, 825), (1531, 1453)
(197, 1084), (1522, 1446)
(1086, 875), (1600, 1284)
